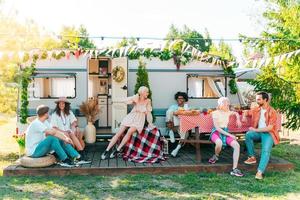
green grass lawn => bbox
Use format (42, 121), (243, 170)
(0, 118), (300, 200)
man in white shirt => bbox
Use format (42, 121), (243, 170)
(25, 105), (88, 167)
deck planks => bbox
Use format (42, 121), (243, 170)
(3, 143), (294, 176)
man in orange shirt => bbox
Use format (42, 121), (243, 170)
(242, 92), (279, 180)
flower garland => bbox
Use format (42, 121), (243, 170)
(19, 60), (36, 124)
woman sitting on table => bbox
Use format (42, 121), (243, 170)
(51, 97), (86, 156)
(208, 97), (244, 177)
(101, 86), (155, 160)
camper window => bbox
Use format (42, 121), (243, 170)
(187, 75), (225, 98)
(32, 74), (76, 98)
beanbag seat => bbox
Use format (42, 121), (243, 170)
(19, 155), (57, 168)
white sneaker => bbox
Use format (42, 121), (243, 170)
(171, 144), (181, 157)
(169, 130), (175, 143)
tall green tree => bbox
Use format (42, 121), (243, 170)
(134, 59), (154, 122)
(134, 59), (152, 100)
(116, 37), (137, 48)
(59, 25), (95, 49)
(241, 0), (300, 130)
(78, 25), (96, 49)
(166, 24), (212, 52)
(209, 40), (236, 61)
(0, 14), (48, 115)
(0, 13), (95, 115)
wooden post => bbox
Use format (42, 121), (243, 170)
(195, 127), (201, 163)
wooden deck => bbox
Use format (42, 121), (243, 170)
(3, 142), (294, 176)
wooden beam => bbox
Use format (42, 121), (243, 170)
(180, 139), (213, 144)
(3, 162), (294, 176)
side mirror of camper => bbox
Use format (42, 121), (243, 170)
(121, 85), (127, 90)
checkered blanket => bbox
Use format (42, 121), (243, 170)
(122, 127), (166, 163)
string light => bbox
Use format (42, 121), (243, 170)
(0, 33), (299, 42)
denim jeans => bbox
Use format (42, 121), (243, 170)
(245, 131), (274, 173)
(31, 135), (79, 161)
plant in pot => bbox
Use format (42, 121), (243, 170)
(13, 131), (25, 158)
(79, 99), (100, 144)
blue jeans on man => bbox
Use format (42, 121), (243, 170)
(31, 135), (79, 161)
(245, 131), (274, 173)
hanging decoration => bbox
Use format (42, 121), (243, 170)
(1, 39), (243, 120)
(112, 66), (125, 82)
(19, 61), (36, 124)
(246, 49), (300, 68)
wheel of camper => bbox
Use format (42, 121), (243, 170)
(112, 66), (125, 82)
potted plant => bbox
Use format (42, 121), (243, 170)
(79, 99), (100, 143)
(13, 132), (25, 158)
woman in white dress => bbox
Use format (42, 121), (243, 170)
(51, 97), (85, 154)
(101, 86), (155, 159)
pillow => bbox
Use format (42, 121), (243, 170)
(19, 155), (56, 168)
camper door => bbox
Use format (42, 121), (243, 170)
(111, 57), (128, 133)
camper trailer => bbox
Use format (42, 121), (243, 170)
(17, 54), (257, 137)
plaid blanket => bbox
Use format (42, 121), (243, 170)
(122, 127), (166, 163)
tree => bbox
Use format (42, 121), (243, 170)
(134, 59), (155, 121)
(0, 12), (96, 115)
(209, 40), (236, 61)
(78, 25), (96, 49)
(59, 26), (81, 49)
(241, 0), (300, 130)
(59, 25), (96, 49)
(134, 59), (152, 100)
(0, 14), (47, 115)
(116, 37), (137, 48)
(166, 24), (212, 52)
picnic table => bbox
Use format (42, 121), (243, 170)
(178, 112), (282, 163)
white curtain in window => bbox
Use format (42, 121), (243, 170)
(33, 78), (43, 98)
(214, 79), (225, 96)
(207, 78), (222, 97)
(51, 78), (75, 97)
(188, 77), (203, 98)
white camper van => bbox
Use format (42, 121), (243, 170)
(17, 54), (257, 139)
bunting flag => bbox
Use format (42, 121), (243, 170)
(247, 48), (300, 68)
(0, 39), (245, 69)
(74, 50), (79, 59)
(65, 51), (70, 60)
(88, 50), (94, 58)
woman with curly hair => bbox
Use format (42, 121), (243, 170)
(165, 91), (189, 157)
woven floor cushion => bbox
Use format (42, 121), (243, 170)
(20, 155), (57, 168)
